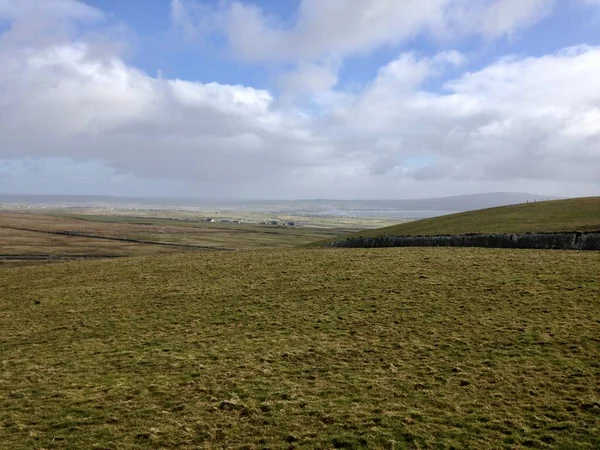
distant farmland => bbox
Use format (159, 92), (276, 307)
(0, 211), (347, 267)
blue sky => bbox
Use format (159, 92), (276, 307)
(0, 0), (599, 199)
(83, 0), (600, 91)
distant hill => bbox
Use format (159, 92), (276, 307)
(0, 192), (556, 213)
(302, 192), (558, 212)
(326, 197), (600, 241)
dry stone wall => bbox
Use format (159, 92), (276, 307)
(329, 232), (600, 251)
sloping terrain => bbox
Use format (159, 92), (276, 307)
(1, 248), (599, 448)
(331, 197), (600, 241)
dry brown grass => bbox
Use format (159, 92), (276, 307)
(0, 212), (344, 267)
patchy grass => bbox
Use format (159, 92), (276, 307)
(322, 197), (600, 244)
(1, 248), (599, 448)
(0, 212), (346, 266)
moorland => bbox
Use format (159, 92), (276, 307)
(0, 209), (385, 267)
(1, 199), (599, 449)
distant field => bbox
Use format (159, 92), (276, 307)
(329, 197), (600, 242)
(25, 206), (403, 230)
(1, 248), (599, 448)
(0, 211), (352, 266)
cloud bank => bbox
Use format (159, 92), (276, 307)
(0, 0), (598, 198)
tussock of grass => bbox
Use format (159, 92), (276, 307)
(1, 248), (599, 448)
(322, 197), (600, 245)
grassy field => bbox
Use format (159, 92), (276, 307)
(0, 211), (351, 267)
(331, 197), (600, 242)
(1, 247), (599, 448)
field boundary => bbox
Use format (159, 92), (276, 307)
(0, 254), (122, 261)
(326, 231), (600, 250)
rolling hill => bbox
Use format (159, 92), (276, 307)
(330, 197), (600, 241)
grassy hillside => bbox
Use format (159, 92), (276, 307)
(331, 197), (600, 241)
(2, 248), (599, 448)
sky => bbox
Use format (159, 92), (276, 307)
(0, 0), (599, 199)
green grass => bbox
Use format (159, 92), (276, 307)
(326, 197), (600, 243)
(1, 248), (599, 448)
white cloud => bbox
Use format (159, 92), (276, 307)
(276, 61), (340, 94)
(333, 45), (600, 186)
(170, 0), (195, 38)
(0, 0), (102, 21)
(219, 0), (446, 61)
(444, 0), (555, 39)
(0, 7), (330, 189)
(169, 0), (216, 41)
(1, 0), (599, 198)
(172, 0), (556, 62)
(171, 0), (554, 103)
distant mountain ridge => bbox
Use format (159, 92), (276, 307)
(299, 193), (560, 212)
(0, 192), (559, 212)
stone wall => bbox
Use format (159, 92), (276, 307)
(328, 232), (600, 251)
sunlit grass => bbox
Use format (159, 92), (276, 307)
(1, 247), (599, 448)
